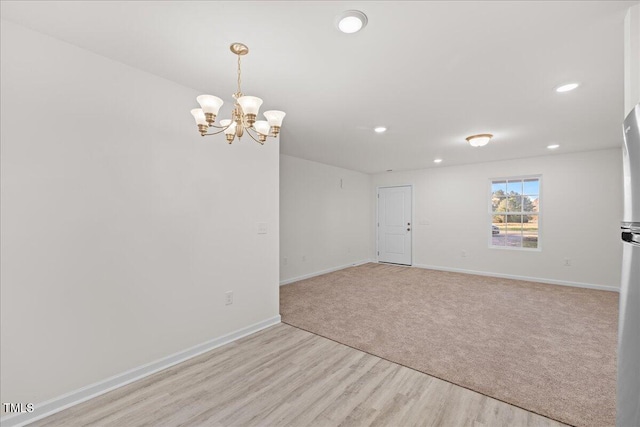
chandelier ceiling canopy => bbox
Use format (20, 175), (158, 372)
(190, 43), (285, 145)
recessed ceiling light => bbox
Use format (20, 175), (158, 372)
(433, 159), (443, 163)
(556, 83), (580, 93)
(547, 144), (560, 149)
(337, 10), (368, 34)
(466, 133), (493, 147)
(374, 126), (387, 133)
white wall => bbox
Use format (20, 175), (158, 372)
(280, 155), (372, 283)
(0, 20), (279, 409)
(625, 4), (640, 115)
(372, 149), (623, 289)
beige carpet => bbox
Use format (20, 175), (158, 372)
(280, 263), (619, 427)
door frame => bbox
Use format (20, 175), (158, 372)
(376, 184), (414, 266)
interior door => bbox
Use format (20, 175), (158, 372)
(378, 186), (412, 265)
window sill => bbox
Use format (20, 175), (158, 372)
(488, 245), (542, 252)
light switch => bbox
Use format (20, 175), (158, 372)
(257, 222), (268, 234)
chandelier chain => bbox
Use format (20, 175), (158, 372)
(237, 54), (242, 95)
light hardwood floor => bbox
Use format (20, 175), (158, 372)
(31, 323), (566, 426)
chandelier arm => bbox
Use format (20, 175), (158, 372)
(244, 126), (265, 145)
(207, 123), (231, 129)
(202, 127), (231, 137)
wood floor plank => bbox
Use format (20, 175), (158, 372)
(30, 323), (567, 427)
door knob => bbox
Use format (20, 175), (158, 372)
(407, 228), (411, 231)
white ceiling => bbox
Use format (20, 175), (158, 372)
(1, 1), (636, 173)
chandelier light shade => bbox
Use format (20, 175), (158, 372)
(254, 120), (271, 135)
(191, 108), (208, 127)
(264, 110), (286, 124)
(220, 120), (237, 142)
(466, 133), (493, 147)
(196, 95), (224, 117)
(237, 96), (263, 116)
(190, 43), (285, 145)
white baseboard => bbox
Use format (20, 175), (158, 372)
(1, 315), (282, 427)
(280, 259), (374, 286)
(413, 263), (619, 292)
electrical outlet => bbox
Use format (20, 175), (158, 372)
(461, 250), (467, 258)
(225, 291), (233, 305)
(563, 258), (571, 267)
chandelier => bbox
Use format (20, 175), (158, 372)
(190, 43), (286, 144)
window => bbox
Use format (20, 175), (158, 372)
(490, 177), (540, 249)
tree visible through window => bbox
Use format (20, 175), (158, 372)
(490, 177), (540, 249)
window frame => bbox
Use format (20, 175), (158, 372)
(488, 175), (542, 252)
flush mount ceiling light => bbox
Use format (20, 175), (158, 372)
(337, 10), (368, 34)
(466, 133), (493, 147)
(556, 82), (580, 93)
(547, 144), (560, 149)
(433, 158), (443, 163)
(190, 43), (285, 144)
(374, 126), (387, 133)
